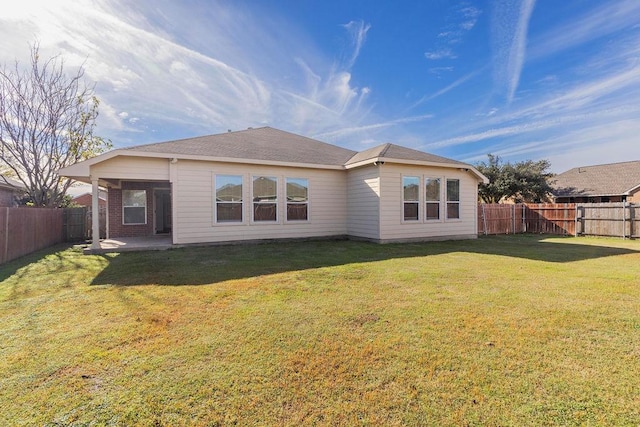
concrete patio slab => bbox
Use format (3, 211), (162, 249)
(83, 235), (173, 254)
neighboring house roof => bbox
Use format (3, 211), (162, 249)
(60, 127), (488, 183)
(0, 175), (27, 191)
(72, 192), (107, 202)
(552, 160), (640, 198)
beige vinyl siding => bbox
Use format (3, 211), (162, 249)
(91, 156), (170, 181)
(378, 164), (478, 241)
(347, 165), (381, 240)
(173, 160), (347, 244)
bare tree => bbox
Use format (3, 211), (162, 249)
(0, 43), (111, 207)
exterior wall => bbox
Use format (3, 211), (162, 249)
(626, 189), (640, 203)
(0, 187), (17, 207)
(346, 165), (381, 240)
(378, 163), (479, 242)
(108, 181), (170, 238)
(173, 160), (348, 244)
(72, 193), (106, 209)
(92, 156), (170, 181)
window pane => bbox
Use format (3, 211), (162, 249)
(286, 178), (308, 202)
(287, 204), (308, 221)
(447, 179), (460, 201)
(447, 202), (460, 219)
(253, 176), (277, 201)
(217, 203), (242, 222)
(123, 190), (146, 207)
(124, 206), (145, 224)
(403, 176), (419, 201)
(425, 178), (440, 201)
(216, 175), (242, 202)
(426, 202), (440, 220)
(254, 203), (276, 221)
(404, 202), (419, 221)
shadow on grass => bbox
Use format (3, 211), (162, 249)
(0, 244), (75, 283)
(89, 235), (639, 286)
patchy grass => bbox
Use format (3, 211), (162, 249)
(1, 235), (639, 426)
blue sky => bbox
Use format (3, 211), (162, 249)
(2, 0), (640, 174)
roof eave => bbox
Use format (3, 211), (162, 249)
(344, 157), (489, 183)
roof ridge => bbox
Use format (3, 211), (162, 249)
(378, 143), (392, 157)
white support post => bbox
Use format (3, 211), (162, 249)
(91, 178), (101, 249)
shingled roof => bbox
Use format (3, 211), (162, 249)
(128, 126), (469, 168)
(552, 160), (640, 198)
(127, 127), (357, 167)
(345, 143), (468, 167)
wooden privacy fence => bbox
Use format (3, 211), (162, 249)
(479, 203), (576, 236)
(576, 203), (640, 239)
(479, 203), (640, 238)
(0, 207), (64, 265)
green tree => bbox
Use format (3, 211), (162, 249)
(475, 154), (554, 203)
(0, 43), (111, 207)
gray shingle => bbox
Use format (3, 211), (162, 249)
(552, 161), (640, 197)
(127, 127), (357, 166)
(125, 126), (470, 169)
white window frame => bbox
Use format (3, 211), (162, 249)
(425, 177), (441, 221)
(446, 178), (461, 220)
(214, 174), (244, 224)
(285, 177), (309, 222)
(252, 175), (278, 223)
(122, 189), (147, 225)
(402, 176), (420, 222)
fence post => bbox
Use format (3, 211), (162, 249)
(622, 201), (627, 240)
(482, 204), (487, 235)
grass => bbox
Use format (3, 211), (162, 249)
(1, 234), (639, 426)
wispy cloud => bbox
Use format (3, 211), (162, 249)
(424, 3), (482, 61)
(342, 20), (371, 70)
(424, 49), (457, 60)
(409, 68), (484, 110)
(528, 0), (640, 61)
(0, 0), (377, 146)
(313, 114), (433, 141)
(491, 0), (536, 103)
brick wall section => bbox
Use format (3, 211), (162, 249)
(108, 181), (170, 238)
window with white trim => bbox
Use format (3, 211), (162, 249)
(425, 178), (441, 220)
(253, 176), (277, 222)
(123, 190), (147, 224)
(446, 179), (460, 219)
(403, 176), (419, 221)
(286, 178), (309, 221)
(215, 175), (243, 223)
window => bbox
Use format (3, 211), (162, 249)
(216, 175), (243, 223)
(286, 178), (309, 221)
(253, 176), (277, 222)
(123, 190), (146, 224)
(403, 176), (419, 221)
(446, 179), (460, 219)
(425, 178), (440, 220)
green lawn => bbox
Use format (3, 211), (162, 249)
(1, 235), (639, 426)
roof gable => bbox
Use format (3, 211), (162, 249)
(552, 160), (640, 197)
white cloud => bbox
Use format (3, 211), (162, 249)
(491, 0), (537, 103)
(425, 49), (457, 60)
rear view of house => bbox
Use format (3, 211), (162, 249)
(59, 127), (488, 248)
